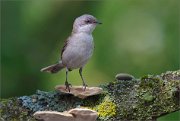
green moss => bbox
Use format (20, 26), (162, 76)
(103, 70), (180, 120)
(141, 92), (154, 102)
(82, 94), (105, 108)
(0, 98), (35, 120)
(132, 71), (180, 120)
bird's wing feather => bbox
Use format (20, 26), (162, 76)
(61, 36), (71, 58)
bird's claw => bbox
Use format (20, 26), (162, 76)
(83, 83), (88, 91)
(65, 81), (72, 92)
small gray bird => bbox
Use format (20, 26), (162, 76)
(41, 14), (102, 92)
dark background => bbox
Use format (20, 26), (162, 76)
(1, 0), (179, 120)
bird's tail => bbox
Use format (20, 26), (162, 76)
(40, 61), (65, 73)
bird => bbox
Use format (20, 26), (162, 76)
(40, 14), (102, 92)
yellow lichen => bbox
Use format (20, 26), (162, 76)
(95, 97), (117, 118)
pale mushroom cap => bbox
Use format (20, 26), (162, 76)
(68, 108), (98, 121)
(55, 85), (103, 99)
(34, 111), (74, 121)
(68, 108), (98, 115)
(33, 108), (98, 121)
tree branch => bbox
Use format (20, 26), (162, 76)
(0, 70), (179, 121)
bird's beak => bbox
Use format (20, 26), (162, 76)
(94, 20), (102, 24)
(97, 21), (102, 24)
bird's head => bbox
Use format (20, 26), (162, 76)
(72, 14), (102, 34)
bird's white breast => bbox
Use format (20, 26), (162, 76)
(62, 33), (94, 69)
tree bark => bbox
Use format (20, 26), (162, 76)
(0, 70), (180, 121)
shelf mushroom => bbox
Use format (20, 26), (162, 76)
(34, 108), (98, 121)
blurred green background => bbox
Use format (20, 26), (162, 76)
(1, 0), (179, 120)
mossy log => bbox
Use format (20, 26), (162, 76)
(0, 70), (180, 121)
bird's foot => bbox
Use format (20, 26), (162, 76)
(82, 83), (88, 91)
(65, 81), (72, 92)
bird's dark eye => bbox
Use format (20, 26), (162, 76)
(85, 20), (91, 23)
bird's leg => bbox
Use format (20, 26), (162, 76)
(79, 67), (88, 91)
(65, 68), (72, 92)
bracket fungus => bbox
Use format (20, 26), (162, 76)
(34, 111), (73, 121)
(34, 108), (98, 121)
(69, 108), (98, 121)
(55, 85), (103, 99)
